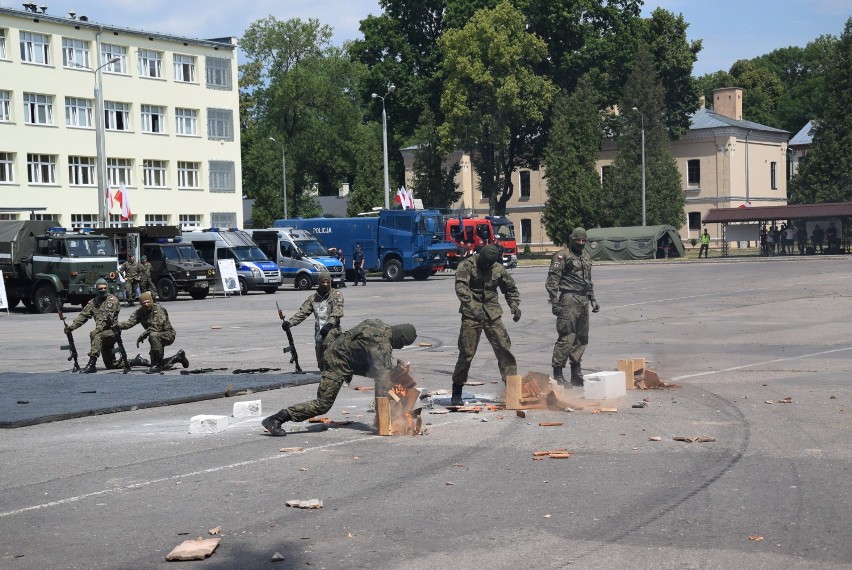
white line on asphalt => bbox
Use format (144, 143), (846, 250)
(672, 346), (852, 381)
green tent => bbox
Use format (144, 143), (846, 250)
(585, 225), (685, 261)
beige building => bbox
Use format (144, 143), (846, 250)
(404, 88), (789, 251)
(0, 5), (242, 229)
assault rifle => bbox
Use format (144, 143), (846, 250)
(57, 302), (80, 372)
(232, 367), (281, 374)
(180, 367), (229, 375)
(107, 317), (131, 374)
(276, 302), (303, 373)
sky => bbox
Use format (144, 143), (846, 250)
(4, 0), (849, 76)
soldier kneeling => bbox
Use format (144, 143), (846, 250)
(116, 291), (189, 373)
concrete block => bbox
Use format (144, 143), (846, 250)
(583, 371), (626, 400)
(232, 400), (262, 418)
(189, 414), (229, 434)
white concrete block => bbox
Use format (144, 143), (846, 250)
(583, 370), (627, 400)
(232, 400), (262, 418)
(189, 414), (229, 434)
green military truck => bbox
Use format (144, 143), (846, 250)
(102, 226), (216, 301)
(0, 221), (123, 313)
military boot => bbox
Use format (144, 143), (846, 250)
(145, 355), (163, 374)
(81, 356), (98, 374)
(262, 410), (291, 436)
(128, 354), (150, 367)
(570, 362), (584, 387)
(553, 366), (569, 387)
(163, 350), (189, 370)
(450, 384), (464, 406)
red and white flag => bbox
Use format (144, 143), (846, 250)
(115, 184), (132, 221)
(395, 187), (408, 209)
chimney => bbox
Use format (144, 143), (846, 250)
(713, 87), (743, 121)
(699, 95), (705, 110)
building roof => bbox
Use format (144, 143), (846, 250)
(317, 196), (350, 218)
(689, 108), (789, 135)
(703, 202), (852, 223)
(789, 121), (815, 147)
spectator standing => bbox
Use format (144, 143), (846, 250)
(698, 229), (710, 259)
(352, 244), (367, 286)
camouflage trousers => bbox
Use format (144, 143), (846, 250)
(451, 316), (517, 386)
(89, 329), (119, 366)
(315, 328), (342, 372)
(147, 330), (176, 360)
(125, 280), (141, 300)
(286, 371), (347, 422)
(552, 294), (590, 367)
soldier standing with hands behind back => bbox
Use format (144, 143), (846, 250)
(119, 253), (142, 307)
(546, 228), (599, 387)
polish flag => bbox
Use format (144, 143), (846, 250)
(405, 186), (415, 210)
(115, 184), (132, 221)
(106, 186), (114, 214)
(395, 187), (408, 209)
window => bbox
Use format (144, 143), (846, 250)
(143, 159), (167, 187)
(27, 153), (56, 184)
(138, 49), (162, 78)
(24, 93), (53, 125)
(600, 165), (612, 186)
(687, 159), (700, 186)
(688, 212), (702, 231)
(519, 170), (531, 198)
(71, 214), (97, 229)
(0, 152), (14, 183)
(65, 97), (93, 128)
(104, 101), (130, 131)
(521, 219), (532, 244)
(179, 214), (202, 229)
(20, 31), (50, 65)
(32, 213), (60, 222)
(68, 156), (95, 185)
(145, 214), (170, 226)
(0, 29), (7, 59)
(141, 104), (165, 134)
(771, 161), (778, 190)
(0, 90), (10, 122)
(177, 161), (200, 188)
(207, 108), (233, 141)
(206, 56), (232, 89)
(62, 37), (90, 68)
(175, 108), (197, 135)
(101, 43), (127, 74)
(107, 158), (132, 186)
(108, 214), (133, 228)
(174, 54), (196, 82)
(209, 161), (235, 192)
(210, 212), (237, 228)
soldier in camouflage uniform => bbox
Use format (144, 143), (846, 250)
(545, 227), (600, 387)
(450, 244), (521, 406)
(64, 278), (124, 373)
(117, 291), (188, 374)
(119, 253), (142, 306)
(139, 255), (156, 299)
(281, 271), (343, 371)
(262, 319), (417, 436)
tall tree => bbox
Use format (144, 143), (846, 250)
(602, 43), (685, 228)
(438, 1), (555, 215)
(789, 17), (852, 204)
(410, 109), (462, 209)
(542, 79), (604, 245)
(347, 122), (387, 216)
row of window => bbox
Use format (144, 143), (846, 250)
(0, 28), (232, 89)
(0, 90), (233, 139)
(69, 212), (237, 230)
(0, 152), (235, 191)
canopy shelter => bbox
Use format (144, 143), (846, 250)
(703, 202), (852, 256)
(585, 225), (685, 261)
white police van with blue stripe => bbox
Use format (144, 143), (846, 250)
(246, 228), (345, 290)
(182, 228), (282, 294)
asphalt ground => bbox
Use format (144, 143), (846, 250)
(0, 256), (850, 569)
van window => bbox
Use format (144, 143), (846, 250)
(193, 241), (215, 265)
(144, 246), (163, 261)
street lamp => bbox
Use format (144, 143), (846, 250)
(268, 137), (288, 219)
(371, 84), (395, 210)
(632, 107), (646, 226)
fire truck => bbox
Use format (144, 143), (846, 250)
(443, 215), (518, 269)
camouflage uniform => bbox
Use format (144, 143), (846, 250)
(120, 258), (142, 301)
(451, 249), (520, 387)
(545, 246), (596, 369)
(139, 260), (156, 297)
(287, 288), (344, 370)
(118, 303), (176, 364)
(66, 293), (123, 367)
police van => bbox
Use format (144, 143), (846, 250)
(181, 228), (282, 294)
(246, 228), (345, 290)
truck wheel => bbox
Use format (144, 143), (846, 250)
(296, 274), (312, 291)
(411, 267), (431, 281)
(189, 288), (209, 300)
(238, 277), (248, 295)
(157, 278), (178, 302)
(33, 285), (59, 314)
(383, 259), (404, 281)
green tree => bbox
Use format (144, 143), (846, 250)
(410, 108), (462, 209)
(347, 122), (386, 216)
(789, 17), (852, 204)
(728, 59), (784, 127)
(541, 79), (603, 245)
(438, 1), (555, 216)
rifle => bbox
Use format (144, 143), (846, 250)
(57, 302), (80, 372)
(276, 302), (303, 373)
(180, 367), (229, 375)
(232, 367), (282, 374)
(107, 317), (131, 374)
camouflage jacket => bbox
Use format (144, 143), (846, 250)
(118, 303), (175, 335)
(69, 294), (121, 333)
(324, 319), (395, 382)
(455, 253), (520, 321)
(545, 247), (596, 305)
(288, 289), (344, 342)
(120, 260), (142, 281)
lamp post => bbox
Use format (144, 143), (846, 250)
(268, 137), (288, 219)
(632, 107), (646, 226)
(371, 84), (395, 210)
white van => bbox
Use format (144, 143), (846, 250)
(246, 228), (345, 290)
(182, 228), (282, 294)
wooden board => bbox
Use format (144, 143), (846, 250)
(618, 357), (646, 390)
(376, 397), (391, 436)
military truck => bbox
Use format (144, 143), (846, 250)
(0, 221), (122, 313)
(101, 226), (217, 301)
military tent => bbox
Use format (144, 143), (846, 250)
(585, 225), (685, 261)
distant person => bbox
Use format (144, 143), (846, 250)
(797, 224), (807, 255)
(785, 224), (795, 255)
(812, 224), (824, 254)
(759, 226), (768, 256)
(352, 244), (366, 286)
(332, 247), (346, 287)
(825, 222), (838, 252)
(698, 229), (710, 259)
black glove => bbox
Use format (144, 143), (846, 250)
(281, 321), (291, 331)
(136, 332), (148, 348)
(511, 307), (521, 322)
(551, 304), (562, 317)
(320, 323), (333, 339)
(591, 302), (600, 313)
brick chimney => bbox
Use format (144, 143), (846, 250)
(713, 87), (743, 120)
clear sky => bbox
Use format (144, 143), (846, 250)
(7, 0), (849, 76)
